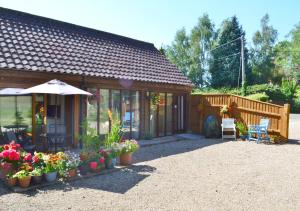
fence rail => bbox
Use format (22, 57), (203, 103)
(190, 94), (290, 139)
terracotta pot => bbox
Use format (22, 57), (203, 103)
(18, 176), (31, 188)
(68, 169), (77, 177)
(6, 177), (17, 186)
(0, 163), (14, 179)
(120, 153), (133, 166)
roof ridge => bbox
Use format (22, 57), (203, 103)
(0, 6), (155, 49)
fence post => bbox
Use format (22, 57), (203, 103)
(281, 104), (290, 139)
(199, 95), (204, 133)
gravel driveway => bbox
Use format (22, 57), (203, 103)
(0, 139), (299, 211)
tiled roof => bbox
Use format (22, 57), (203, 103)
(0, 7), (193, 86)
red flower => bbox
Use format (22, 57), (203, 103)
(89, 161), (97, 170)
(3, 145), (9, 150)
(32, 155), (39, 163)
(23, 153), (32, 162)
(99, 157), (105, 164)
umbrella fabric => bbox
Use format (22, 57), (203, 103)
(0, 88), (24, 95)
(20, 79), (92, 95)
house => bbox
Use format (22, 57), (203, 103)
(0, 7), (193, 149)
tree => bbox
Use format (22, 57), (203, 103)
(250, 14), (278, 84)
(209, 16), (250, 87)
(189, 14), (214, 86)
(165, 28), (191, 77)
(288, 23), (300, 79)
(165, 15), (214, 87)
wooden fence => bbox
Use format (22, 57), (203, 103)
(190, 94), (290, 139)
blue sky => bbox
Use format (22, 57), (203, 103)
(1, 0), (299, 48)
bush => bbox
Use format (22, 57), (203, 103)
(247, 92), (269, 102)
(291, 97), (300, 113)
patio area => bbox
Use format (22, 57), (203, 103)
(0, 137), (299, 210)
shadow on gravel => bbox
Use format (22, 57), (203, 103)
(0, 165), (156, 196)
(133, 138), (228, 163)
(287, 139), (300, 145)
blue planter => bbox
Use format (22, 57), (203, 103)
(44, 171), (57, 182)
(105, 158), (117, 169)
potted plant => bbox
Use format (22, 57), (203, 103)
(13, 170), (31, 188)
(100, 145), (120, 169)
(43, 153), (59, 182)
(6, 171), (17, 186)
(31, 168), (43, 184)
(65, 151), (80, 178)
(119, 139), (139, 166)
(236, 122), (248, 141)
(0, 142), (21, 178)
(89, 156), (105, 173)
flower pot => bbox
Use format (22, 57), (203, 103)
(79, 165), (89, 175)
(68, 169), (77, 177)
(18, 176), (31, 188)
(44, 171), (57, 182)
(90, 166), (105, 173)
(0, 162), (14, 179)
(120, 153), (133, 166)
(32, 175), (43, 184)
(6, 177), (17, 186)
(240, 135), (248, 141)
(105, 158), (116, 169)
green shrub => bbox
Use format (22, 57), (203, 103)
(291, 97), (300, 113)
(247, 92), (269, 102)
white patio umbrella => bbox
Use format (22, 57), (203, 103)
(21, 79), (92, 152)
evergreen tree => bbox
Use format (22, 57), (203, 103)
(209, 16), (250, 87)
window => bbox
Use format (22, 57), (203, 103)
(111, 90), (121, 121)
(0, 96), (32, 142)
(121, 90), (131, 138)
(166, 93), (173, 135)
(131, 91), (140, 139)
(158, 93), (166, 136)
(99, 89), (109, 135)
(87, 88), (98, 131)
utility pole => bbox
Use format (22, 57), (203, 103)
(241, 35), (245, 86)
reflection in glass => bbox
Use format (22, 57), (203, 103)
(87, 88), (98, 132)
(99, 89), (109, 135)
(121, 90), (131, 138)
(149, 93), (157, 137)
(166, 93), (173, 135)
(158, 93), (166, 136)
(111, 90), (121, 121)
(131, 91), (140, 139)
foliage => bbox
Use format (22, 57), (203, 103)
(30, 168), (43, 176)
(250, 14), (278, 84)
(103, 110), (123, 148)
(165, 14), (214, 87)
(236, 122), (248, 135)
(280, 79), (298, 104)
(209, 16), (250, 87)
(220, 105), (229, 114)
(119, 139), (139, 154)
(79, 119), (101, 153)
(150, 92), (160, 108)
(42, 153), (62, 173)
(247, 93), (269, 102)
(13, 170), (30, 179)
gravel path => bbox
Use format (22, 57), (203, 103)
(0, 139), (299, 211)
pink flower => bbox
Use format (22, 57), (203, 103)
(89, 161), (97, 170)
(32, 155), (39, 163)
(23, 153), (32, 162)
(99, 157), (105, 164)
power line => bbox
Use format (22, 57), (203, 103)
(209, 52), (241, 62)
(207, 36), (242, 53)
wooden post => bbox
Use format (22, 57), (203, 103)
(199, 95), (204, 134)
(281, 104), (290, 139)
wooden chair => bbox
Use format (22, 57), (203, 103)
(221, 118), (236, 140)
(248, 119), (270, 143)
